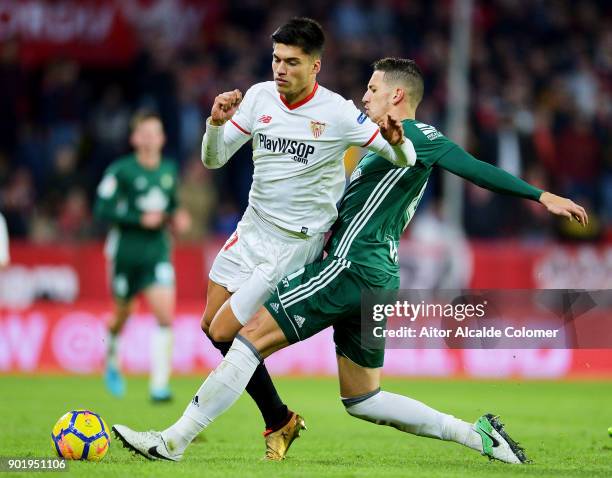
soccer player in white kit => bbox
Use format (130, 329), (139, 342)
(199, 18), (416, 460)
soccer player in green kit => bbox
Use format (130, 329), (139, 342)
(114, 60), (587, 463)
(95, 112), (190, 402)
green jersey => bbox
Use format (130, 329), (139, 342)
(94, 154), (178, 262)
(326, 119), (542, 277)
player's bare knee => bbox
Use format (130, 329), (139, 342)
(208, 322), (235, 342)
(201, 304), (219, 336)
(200, 313), (212, 335)
(149, 304), (172, 327)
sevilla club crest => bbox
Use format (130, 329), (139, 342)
(310, 120), (326, 139)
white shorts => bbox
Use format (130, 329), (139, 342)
(209, 207), (325, 325)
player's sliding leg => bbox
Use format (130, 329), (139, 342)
(336, 356), (528, 464)
(113, 307), (289, 461)
(202, 278), (301, 459)
(104, 298), (133, 397)
(337, 356), (482, 448)
(144, 285), (175, 402)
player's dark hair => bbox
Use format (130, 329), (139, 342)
(271, 17), (325, 57)
(130, 110), (164, 132)
(373, 58), (424, 107)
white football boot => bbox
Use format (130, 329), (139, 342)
(113, 424), (182, 461)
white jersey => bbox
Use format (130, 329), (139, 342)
(202, 81), (416, 234)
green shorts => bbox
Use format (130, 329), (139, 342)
(110, 255), (175, 301)
(264, 255), (399, 368)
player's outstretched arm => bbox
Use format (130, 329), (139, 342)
(538, 192), (588, 225)
(201, 89), (251, 169)
(436, 146), (588, 226)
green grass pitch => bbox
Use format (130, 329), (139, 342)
(1, 376), (611, 477)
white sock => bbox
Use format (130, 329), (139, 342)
(106, 331), (119, 369)
(441, 414), (483, 452)
(344, 390), (482, 452)
(162, 336), (261, 453)
(150, 325), (173, 392)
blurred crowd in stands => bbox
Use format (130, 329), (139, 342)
(0, 0), (610, 243)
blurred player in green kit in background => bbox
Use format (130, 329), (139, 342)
(95, 111), (190, 402)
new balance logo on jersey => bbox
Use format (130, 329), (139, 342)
(257, 133), (315, 165)
(269, 302), (280, 313)
(293, 315), (306, 328)
(258, 115), (272, 123)
(415, 122), (442, 141)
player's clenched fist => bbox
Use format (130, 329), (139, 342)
(210, 90), (243, 126)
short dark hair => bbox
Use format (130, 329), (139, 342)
(271, 17), (325, 57)
(373, 58), (424, 107)
(130, 110), (163, 132)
